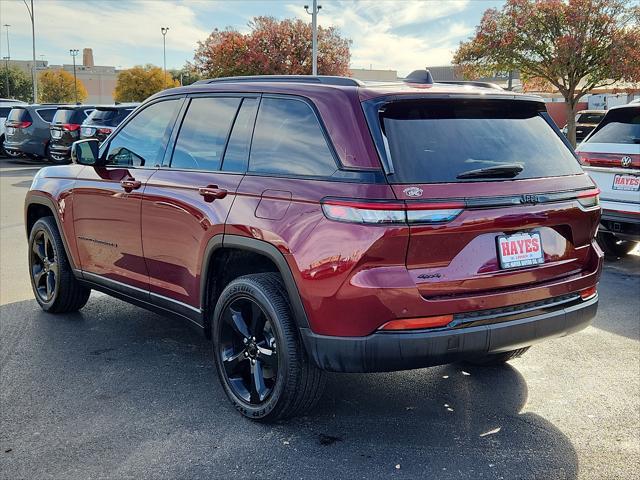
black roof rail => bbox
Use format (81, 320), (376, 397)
(437, 80), (504, 90)
(404, 69), (434, 84)
(194, 75), (363, 87)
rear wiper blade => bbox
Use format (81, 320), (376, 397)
(456, 164), (524, 179)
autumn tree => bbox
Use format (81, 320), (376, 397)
(38, 69), (88, 104)
(193, 16), (351, 78)
(114, 64), (180, 102)
(453, 0), (640, 146)
(0, 66), (32, 102)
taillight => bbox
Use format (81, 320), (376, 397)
(14, 121), (32, 129)
(577, 188), (600, 208)
(321, 199), (464, 225)
(62, 123), (81, 131)
(97, 128), (112, 135)
(578, 151), (640, 168)
(380, 315), (454, 331)
(580, 286), (597, 300)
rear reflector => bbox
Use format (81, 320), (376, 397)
(580, 286), (597, 300)
(322, 199), (464, 225)
(380, 315), (453, 331)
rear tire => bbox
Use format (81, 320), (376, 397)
(597, 232), (638, 258)
(28, 217), (91, 313)
(212, 273), (325, 421)
(465, 347), (530, 366)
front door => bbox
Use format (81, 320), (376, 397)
(73, 97), (184, 291)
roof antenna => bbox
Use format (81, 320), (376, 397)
(404, 68), (434, 84)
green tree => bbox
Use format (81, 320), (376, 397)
(193, 16), (351, 78)
(169, 65), (202, 86)
(38, 69), (88, 104)
(453, 0), (640, 146)
(114, 64), (180, 102)
(0, 66), (33, 102)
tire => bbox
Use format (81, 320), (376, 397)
(28, 217), (91, 313)
(212, 272), (325, 421)
(465, 347), (530, 366)
(597, 232), (638, 258)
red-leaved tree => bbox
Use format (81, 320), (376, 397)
(453, 0), (640, 146)
(192, 16), (351, 78)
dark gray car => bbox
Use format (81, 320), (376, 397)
(3, 105), (59, 160)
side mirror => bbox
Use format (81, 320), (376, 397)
(71, 139), (100, 165)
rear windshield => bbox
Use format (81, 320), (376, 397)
(84, 108), (131, 126)
(373, 99), (582, 183)
(576, 112), (604, 124)
(7, 108), (31, 122)
(585, 107), (640, 145)
(52, 109), (82, 124)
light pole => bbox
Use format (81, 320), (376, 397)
(69, 49), (79, 103)
(304, 1), (322, 75)
(3, 24), (10, 97)
(22, 0), (37, 103)
(161, 27), (169, 87)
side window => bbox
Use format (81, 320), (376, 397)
(170, 97), (241, 171)
(249, 97), (337, 177)
(105, 99), (181, 167)
(221, 97), (259, 173)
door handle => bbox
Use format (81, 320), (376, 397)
(120, 178), (142, 192)
(198, 185), (228, 201)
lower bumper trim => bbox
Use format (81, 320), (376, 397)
(301, 295), (598, 373)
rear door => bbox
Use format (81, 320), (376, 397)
(141, 95), (257, 311)
(50, 108), (82, 148)
(576, 106), (640, 214)
(369, 97), (599, 300)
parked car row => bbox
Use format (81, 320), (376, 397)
(562, 109), (606, 143)
(1, 101), (137, 163)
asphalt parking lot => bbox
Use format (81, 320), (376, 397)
(1, 157), (639, 480)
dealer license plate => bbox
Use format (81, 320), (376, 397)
(497, 232), (544, 269)
(612, 174), (640, 191)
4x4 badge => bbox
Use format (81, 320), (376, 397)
(403, 187), (423, 198)
(621, 156), (632, 168)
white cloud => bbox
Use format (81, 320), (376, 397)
(286, 0), (473, 75)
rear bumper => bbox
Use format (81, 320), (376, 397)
(301, 295), (598, 372)
(600, 205), (640, 241)
(3, 139), (44, 157)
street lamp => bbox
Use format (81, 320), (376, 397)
(3, 24), (10, 97)
(161, 27), (169, 87)
(22, 0), (37, 103)
(304, 1), (322, 76)
(69, 49), (79, 104)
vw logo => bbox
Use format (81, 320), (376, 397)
(403, 186), (423, 198)
(621, 156), (632, 168)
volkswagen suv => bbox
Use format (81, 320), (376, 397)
(24, 73), (603, 421)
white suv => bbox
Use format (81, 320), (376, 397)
(0, 98), (28, 157)
(576, 104), (640, 257)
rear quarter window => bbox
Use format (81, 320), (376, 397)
(371, 99), (582, 184)
(36, 109), (56, 123)
(586, 107), (640, 145)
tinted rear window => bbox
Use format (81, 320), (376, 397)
(586, 107), (640, 145)
(7, 108), (31, 122)
(85, 108), (132, 126)
(375, 99), (582, 183)
(52, 109), (83, 124)
(576, 113), (604, 124)
(0, 107), (12, 117)
(36, 109), (56, 122)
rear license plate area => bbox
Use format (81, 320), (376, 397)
(497, 232), (544, 269)
(612, 174), (640, 191)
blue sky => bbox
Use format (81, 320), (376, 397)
(0, 0), (505, 76)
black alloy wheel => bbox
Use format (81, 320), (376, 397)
(30, 229), (59, 302)
(219, 296), (279, 405)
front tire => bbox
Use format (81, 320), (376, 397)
(28, 217), (91, 313)
(465, 347), (530, 366)
(597, 232), (638, 258)
(212, 273), (325, 421)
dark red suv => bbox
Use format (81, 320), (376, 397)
(25, 73), (603, 421)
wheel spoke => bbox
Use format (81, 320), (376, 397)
(32, 238), (45, 261)
(251, 360), (268, 403)
(48, 262), (59, 275)
(46, 272), (55, 298)
(256, 346), (277, 369)
(33, 265), (46, 286)
(227, 307), (250, 339)
(250, 302), (264, 334)
(222, 347), (248, 375)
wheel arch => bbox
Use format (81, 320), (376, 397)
(201, 234), (310, 338)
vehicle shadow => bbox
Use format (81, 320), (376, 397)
(0, 296), (578, 480)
